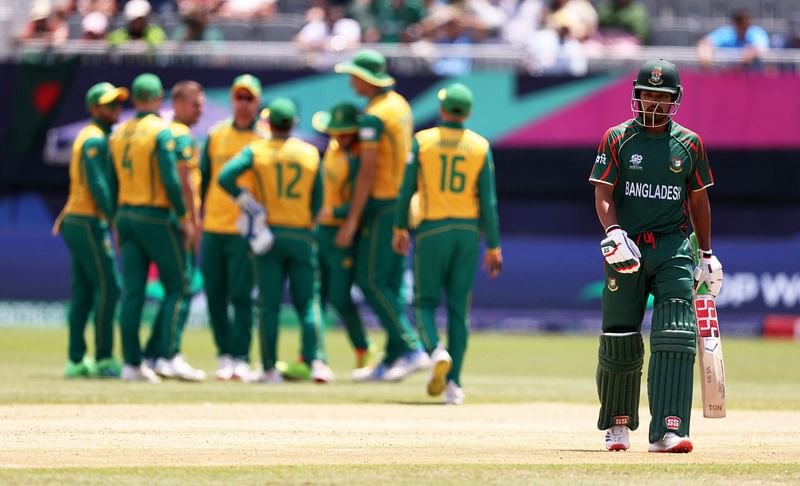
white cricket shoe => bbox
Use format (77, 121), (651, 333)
(604, 425), (631, 451)
(426, 345), (452, 397)
(232, 359), (252, 381)
(311, 360), (335, 384)
(382, 349), (431, 382)
(215, 355), (234, 380)
(153, 357), (176, 379)
(170, 354), (206, 382)
(443, 380), (464, 405)
(120, 363), (162, 383)
(648, 432), (693, 453)
(252, 368), (284, 384)
(352, 363), (388, 382)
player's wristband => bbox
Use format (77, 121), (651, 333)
(605, 224), (621, 235)
(699, 249), (713, 258)
(486, 248), (502, 257)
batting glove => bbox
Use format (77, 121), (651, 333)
(235, 190), (264, 218)
(694, 250), (723, 297)
(601, 226), (641, 274)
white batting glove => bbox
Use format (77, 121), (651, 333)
(600, 226), (641, 274)
(694, 251), (723, 297)
(235, 190), (264, 218)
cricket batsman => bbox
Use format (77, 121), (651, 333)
(110, 73), (194, 383)
(334, 49), (428, 381)
(56, 82), (126, 378)
(311, 101), (376, 373)
(589, 59), (723, 452)
(200, 74), (267, 380)
(392, 83), (502, 405)
(218, 97), (334, 384)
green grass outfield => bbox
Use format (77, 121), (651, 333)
(1, 326), (800, 484)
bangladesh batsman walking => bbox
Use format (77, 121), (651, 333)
(199, 74), (267, 380)
(589, 59), (723, 453)
(56, 82), (127, 378)
(392, 83), (503, 405)
(110, 73), (194, 383)
(218, 97), (334, 384)
(334, 49), (428, 382)
(311, 101), (375, 372)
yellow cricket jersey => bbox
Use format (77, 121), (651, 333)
(64, 123), (107, 217)
(414, 125), (490, 221)
(360, 90), (413, 199)
(249, 137), (321, 229)
(318, 139), (356, 226)
(170, 121), (201, 214)
(110, 113), (174, 209)
(202, 120), (265, 234)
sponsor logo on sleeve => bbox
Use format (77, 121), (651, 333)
(595, 153), (607, 165)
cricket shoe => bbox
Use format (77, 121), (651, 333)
(648, 432), (693, 453)
(170, 354), (206, 382)
(382, 349), (431, 382)
(426, 345), (452, 397)
(443, 380), (465, 405)
(352, 363), (388, 382)
(215, 355), (234, 380)
(604, 426), (630, 451)
(95, 357), (122, 378)
(63, 356), (95, 378)
(231, 359), (253, 381)
(153, 357), (177, 379)
(311, 360), (335, 384)
(252, 368), (284, 384)
(120, 363), (161, 383)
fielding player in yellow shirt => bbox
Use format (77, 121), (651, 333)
(218, 97), (334, 384)
(199, 74), (267, 380)
(334, 49), (428, 382)
(110, 73), (194, 383)
(142, 80), (206, 381)
(393, 84), (503, 405)
(56, 82), (126, 378)
(311, 101), (376, 373)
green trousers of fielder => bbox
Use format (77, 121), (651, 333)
(201, 231), (255, 362)
(256, 227), (324, 371)
(317, 225), (370, 352)
(596, 231), (697, 443)
(116, 206), (190, 366)
(355, 200), (421, 365)
(61, 215), (121, 371)
(413, 219), (480, 387)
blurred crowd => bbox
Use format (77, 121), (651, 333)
(15, 0), (800, 75)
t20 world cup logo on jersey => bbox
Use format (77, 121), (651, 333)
(629, 154), (643, 170)
(649, 66), (663, 86)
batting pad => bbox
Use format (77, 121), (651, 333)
(648, 298), (696, 443)
(597, 332), (644, 431)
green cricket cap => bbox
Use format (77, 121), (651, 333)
(231, 74), (262, 98)
(334, 49), (395, 88)
(266, 97), (297, 130)
(438, 83), (473, 117)
(312, 101), (359, 135)
(85, 82), (128, 110)
(131, 73), (163, 101)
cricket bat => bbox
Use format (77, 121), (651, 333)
(691, 232), (727, 418)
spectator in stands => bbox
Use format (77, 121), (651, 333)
(772, 13), (800, 49)
(546, 0), (597, 42)
(217, 0), (277, 20)
(418, 5), (476, 75)
(502, 0), (546, 47)
(77, 0), (116, 17)
(18, 0), (69, 45)
(596, 0), (649, 45)
(697, 9), (769, 71)
(523, 0), (594, 76)
(295, 1), (361, 70)
(351, 0), (427, 43)
(171, 7), (224, 42)
(107, 0), (168, 47)
(81, 11), (109, 40)
(464, 0), (519, 40)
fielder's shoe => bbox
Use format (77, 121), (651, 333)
(311, 360), (335, 384)
(153, 357), (176, 379)
(648, 432), (693, 453)
(215, 355), (234, 380)
(604, 426), (631, 451)
(170, 354), (206, 382)
(426, 345), (452, 397)
(351, 363), (388, 382)
(277, 360), (312, 381)
(443, 380), (465, 405)
(63, 356), (95, 379)
(120, 363), (162, 383)
(354, 342), (378, 370)
(232, 359), (253, 381)
(252, 368), (284, 384)
(95, 357), (122, 378)
(383, 349), (431, 382)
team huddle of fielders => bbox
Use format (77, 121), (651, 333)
(56, 49), (502, 405)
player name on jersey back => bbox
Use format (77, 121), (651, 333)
(624, 181), (682, 201)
